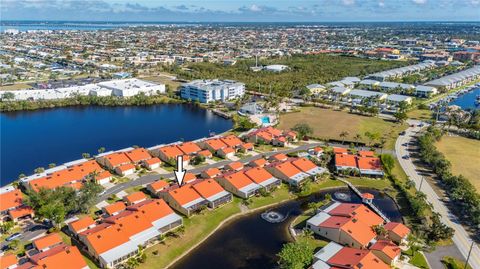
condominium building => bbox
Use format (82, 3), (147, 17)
(180, 79), (245, 103)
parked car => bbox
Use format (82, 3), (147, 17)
(399, 131), (406, 135)
(402, 155), (410, 160)
(6, 232), (21, 242)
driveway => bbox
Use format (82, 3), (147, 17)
(395, 119), (480, 269)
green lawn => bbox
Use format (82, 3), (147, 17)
(435, 136), (480, 192)
(247, 184), (294, 209)
(278, 107), (407, 150)
(407, 109), (433, 121)
(442, 256), (472, 269)
(408, 251), (430, 269)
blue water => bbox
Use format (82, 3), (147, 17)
(0, 104), (232, 185)
(261, 116), (270, 124)
(449, 87), (480, 110)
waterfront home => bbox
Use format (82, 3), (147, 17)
(153, 145), (185, 165)
(201, 168), (222, 179)
(370, 240), (401, 265)
(97, 152), (131, 171)
(79, 199), (182, 268)
(26, 160), (108, 191)
(266, 161), (310, 186)
(225, 161), (244, 171)
(97, 78), (165, 97)
(103, 201), (127, 216)
(215, 171), (261, 199)
(147, 180), (169, 197)
(291, 157), (326, 176)
(68, 216), (96, 236)
(218, 147), (236, 159)
(159, 185), (208, 216)
(0, 188), (23, 216)
(383, 222), (411, 244)
(306, 202), (384, 249)
(124, 148), (153, 165)
(425, 65), (480, 90)
(124, 191), (148, 206)
(311, 242), (389, 269)
(202, 138), (228, 154)
(244, 167), (281, 190)
(191, 179), (233, 208)
(334, 153), (359, 173)
(142, 157), (161, 170)
(357, 156), (384, 177)
(414, 85), (438, 97)
(220, 135), (243, 149)
(177, 141), (202, 156)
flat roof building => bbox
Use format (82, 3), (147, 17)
(180, 79), (245, 103)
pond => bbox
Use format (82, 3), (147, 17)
(171, 188), (401, 269)
(0, 104), (232, 185)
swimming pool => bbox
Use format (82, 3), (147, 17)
(261, 116), (271, 124)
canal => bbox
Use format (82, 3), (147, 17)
(0, 104), (233, 185)
(170, 188), (402, 269)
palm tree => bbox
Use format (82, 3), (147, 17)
(353, 134), (362, 146)
(339, 131), (349, 144)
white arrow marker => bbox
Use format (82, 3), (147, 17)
(174, 155), (186, 186)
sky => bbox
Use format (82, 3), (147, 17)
(1, 0), (480, 22)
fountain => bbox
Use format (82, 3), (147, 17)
(261, 211), (287, 223)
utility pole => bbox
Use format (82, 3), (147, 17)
(464, 241), (474, 269)
(419, 177), (424, 192)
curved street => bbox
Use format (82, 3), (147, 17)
(395, 119), (480, 269)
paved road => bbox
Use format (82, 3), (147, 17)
(395, 119), (480, 269)
(0, 224), (48, 251)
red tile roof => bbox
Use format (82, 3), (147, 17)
(335, 153), (357, 168)
(192, 179), (226, 199)
(148, 180), (169, 192)
(0, 189), (23, 212)
(8, 206), (34, 220)
(159, 145), (184, 159)
(104, 201), (126, 215)
(69, 216), (95, 234)
(0, 253), (17, 269)
(357, 157), (382, 171)
(333, 147), (348, 154)
(30, 244), (87, 269)
(103, 152), (131, 167)
(384, 222), (410, 239)
(167, 185), (203, 206)
(220, 135), (243, 148)
(222, 171), (255, 189)
(33, 233), (62, 250)
(291, 157), (318, 173)
(244, 167), (275, 184)
(205, 138), (228, 151)
(124, 192), (147, 205)
(328, 247), (389, 269)
(177, 142), (201, 155)
(370, 240), (401, 260)
(125, 148), (152, 163)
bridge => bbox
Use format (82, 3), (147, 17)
(337, 177), (391, 223)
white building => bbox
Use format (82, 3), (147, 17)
(264, 65), (289, 72)
(97, 78), (165, 97)
(180, 79), (245, 103)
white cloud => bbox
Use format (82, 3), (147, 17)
(378, 0), (385, 7)
(412, 0), (427, 4)
(249, 4), (262, 12)
(342, 0), (355, 6)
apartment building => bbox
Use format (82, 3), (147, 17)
(180, 79), (245, 103)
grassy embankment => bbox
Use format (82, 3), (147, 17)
(435, 136), (480, 192)
(278, 107), (406, 150)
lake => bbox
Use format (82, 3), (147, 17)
(0, 104), (232, 185)
(449, 87), (480, 110)
(171, 188), (402, 269)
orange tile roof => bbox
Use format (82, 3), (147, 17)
(159, 145), (184, 159)
(329, 203), (384, 227)
(244, 167), (275, 184)
(184, 173), (197, 184)
(357, 157), (382, 171)
(103, 152), (131, 167)
(250, 158), (267, 167)
(271, 161), (302, 177)
(203, 168), (221, 178)
(340, 218), (377, 246)
(104, 201), (126, 215)
(271, 153), (288, 161)
(177, 142), (201, 155)
(125, 148), (152, 163)
(31, 245), (87, 269)
(33, 233), (63, 250)
(0, 253), (17, 269)
(29, 160), (104, 192)
(148, 180), (169, 192)
(69, 216), (96, 234)
(124, 192), (147, 205)
(384, 222), (411, 239)
(82, 224), (130, 255)
(220, 135), (243, 148)
(205, 138), (227, 151)
(223, 171), (255, 189)
(144, 157), (161, 165)
(198, 149), (213, 157)
(192, 179), (226, 199)
(240, 142), (254, 149)
(328, 247), (389, 269)
(8, 206), (33, 219)
(167, 185), (203, 206)
(358, 150), (375, 157)
(0, 189), (23, 211)
(220, 147), (235, 154)
(291, 157), (318, 173)
(333, 147), (348, 154)
(117, 163), (135, 172)
(256, 131), (273, 141)
(370, 240), (401, 260)
(226, 161), (243, 171)
(335, 153), (357, 168)
(96, 170), (112, 181)
(127, 199), (175, 223)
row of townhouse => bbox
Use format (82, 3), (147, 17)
(68, 197), (183, 268)
(0, 233), (89, 269)
(0, 186), (34, 222)
(96, 147), (161, 177)
(306, 201), (411, 268)
(243, 126), (297, 146)
(333, 148), (384, 177)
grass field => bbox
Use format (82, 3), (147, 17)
(435, 136), (480, 192)
(278, 107), (406, 149)
(142, 74), (181, 91)
(0, 83), (32, 91)
(407, 109), (433, 121)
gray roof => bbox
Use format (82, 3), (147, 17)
(425, 66), (480, 87)
(415, 85), (437, 92)
(306, 84), (325, 89)
(239, 182), (261, 195)
(307, 212), (330, 226)
(204, 190), (231, 202)
(313, 242), (343, 263)
(368, 62), (435, 79)
(359, 79), (380, 85)
(348, 89), (387, 98)
(387, 94), (412, 102)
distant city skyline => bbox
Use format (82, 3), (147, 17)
(2, 0), (480, 22)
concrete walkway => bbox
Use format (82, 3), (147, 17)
(395, 119), (479, 269)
